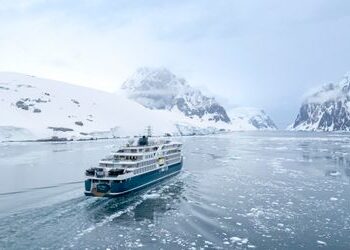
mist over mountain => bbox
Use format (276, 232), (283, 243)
(291, 73), (350, 131)
(121, 67), (231, 123)
(121, 67), (277, 130)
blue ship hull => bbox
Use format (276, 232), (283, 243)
(84, 161), (183, 197)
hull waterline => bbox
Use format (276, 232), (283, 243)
(85, 162), (182, 198)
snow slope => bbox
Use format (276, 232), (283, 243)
(292, 73), (350, 131)
(229, 107), (277, 131)
(0, 72), (231, 141)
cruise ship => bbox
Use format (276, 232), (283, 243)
(84, 136), (183, 197)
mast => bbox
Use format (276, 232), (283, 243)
(146, 125), (152, 138)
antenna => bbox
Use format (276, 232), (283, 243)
(146, 126), (152, 138)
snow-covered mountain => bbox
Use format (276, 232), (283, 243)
(292, 73), (350, 131)
(0, 72), (231, 141)
(121, 67), (231, 123)
(229, 107), (277, 130)
(0, 70), (279, 141)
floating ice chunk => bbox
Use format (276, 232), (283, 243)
(241, 238), (248, 244)
(230, 237), (242, 243)
(247, 208), (264, 217)
(329, 171), (341, 176)
(143, 193), (160, 199)
(317, 240), (327, 246)
(229, 236), (249, 246)
(330, 197), (338, 201)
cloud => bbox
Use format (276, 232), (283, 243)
(0, 0), (45, 11)
(0, 0), (350, 127)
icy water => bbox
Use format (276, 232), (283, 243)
(0, 132), (350, 250)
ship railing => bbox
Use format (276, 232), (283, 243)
(85, 168), (126, 178)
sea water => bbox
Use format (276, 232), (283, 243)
(0, 131), (349, 249)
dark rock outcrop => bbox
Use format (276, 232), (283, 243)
(48, 127), (74, 132)
(292, 74), (350, 131)
(75, 121), (84, 126)
(16, 101), (29, 110)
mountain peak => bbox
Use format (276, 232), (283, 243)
(121, 67), (231, 123)
(305, 74), (350, 105)
(292, 72), (350, 131)
(229, 107), (277, 130)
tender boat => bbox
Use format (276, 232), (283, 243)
(84, 136), (183, 197)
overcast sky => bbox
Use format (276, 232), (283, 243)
(1, 0), (350, 127)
